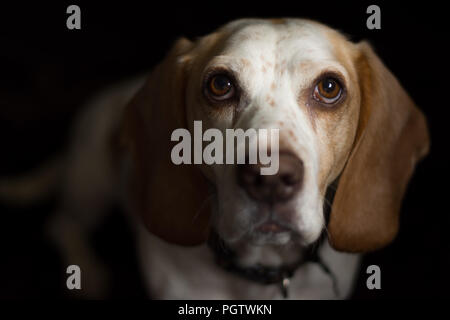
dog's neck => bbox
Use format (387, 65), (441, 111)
(208, 230), (335, 298)
(207, 178), (341, 297)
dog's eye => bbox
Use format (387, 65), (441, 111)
(207, 74), (235, 100)
(313, 77), (342, 104)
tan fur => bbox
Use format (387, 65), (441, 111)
(122, 38), (211, 245)
(328, 42), (430, 252)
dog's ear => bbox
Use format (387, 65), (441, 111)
(328, 42), (430, 252)
(122, 38), (211, 246)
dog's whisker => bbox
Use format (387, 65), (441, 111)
(192, 193), (216, 223)
(318, 194), (332, 241)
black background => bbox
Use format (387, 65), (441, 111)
(0, 1), (448, 299)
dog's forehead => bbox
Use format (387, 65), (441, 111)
(219, 19), (336, 63)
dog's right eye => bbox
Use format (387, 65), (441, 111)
(207, 74), (235, 100)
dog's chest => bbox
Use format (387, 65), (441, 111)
(134, 223), (360, 299)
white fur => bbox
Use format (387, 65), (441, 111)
(137, 224), (360, 299)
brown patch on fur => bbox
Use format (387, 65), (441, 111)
(298, 61), (310, 71)
(266, 95), (275, 107)
(270, 18), (286, 25)
(327, 40), (430, 253)
(323, 29), (356, 86)
(240, 58), (250, 67)
(237, 34), (251, 42)
(306, 102), (317, 131)
(287, 129), (298, 142)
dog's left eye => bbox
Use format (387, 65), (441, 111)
(313, 77), (342, 104)
(207, 74), (235, 100)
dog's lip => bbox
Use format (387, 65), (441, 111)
(256, 221), (289, 233)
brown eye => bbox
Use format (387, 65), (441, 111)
(313, 77), (342, 104)
(207, 74), (235, 100)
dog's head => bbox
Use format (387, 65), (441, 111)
(123, 19), (429, 253)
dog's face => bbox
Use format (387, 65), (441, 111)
(184, 20), (360, 247)
(124, 18), (428, 253)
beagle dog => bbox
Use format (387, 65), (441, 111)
(24, 18), (429, 299)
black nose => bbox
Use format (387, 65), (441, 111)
(237, 152), (304, 204)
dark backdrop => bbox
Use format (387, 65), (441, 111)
(0, 1), (448, 298)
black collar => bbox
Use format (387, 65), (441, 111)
(207, 178), (341, 299)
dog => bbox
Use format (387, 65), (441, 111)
(0, 18), (430, 299)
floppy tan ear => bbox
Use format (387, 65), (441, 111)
(328, 42), (430, 252)
(122, 38), (211, 246)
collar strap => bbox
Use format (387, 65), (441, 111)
(208, 230), (307, 285)
(208, 230), (338, 298)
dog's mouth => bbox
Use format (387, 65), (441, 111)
(256, 221), (289, 233)
(247, 217), (297, 246)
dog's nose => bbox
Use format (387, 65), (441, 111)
(237, 152), (304, 204)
